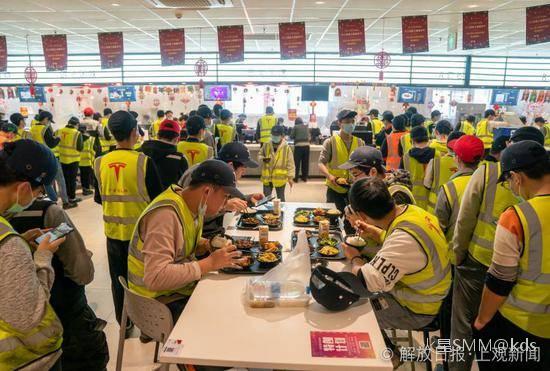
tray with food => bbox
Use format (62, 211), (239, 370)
(291, 230), (345, 260)
(220, 243), (283, 274)
(292, 208), (341, 229)
(236, 210), (284, 231)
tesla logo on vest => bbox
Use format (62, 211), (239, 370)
(62, 132), (68, 140)
(109, 162), (127, 181)
(186, 150), (200, 162)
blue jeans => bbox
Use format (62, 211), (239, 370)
(49, 159), (69, 203)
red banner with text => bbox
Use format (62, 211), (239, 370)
(402, 15), (429, 53)
(279, 22), (306, 59)
(338, 18), (365, 57)
(526, 4), (550, 45)
(217, 25), (244, 64)
(42, 34), (67, 71)
(0, 36), (7, 72)
(98, 32), (124, 69)
(159, 28), (185, 66)
(463, 11), (489, 50)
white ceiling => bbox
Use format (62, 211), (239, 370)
(0, 0), (549, 56)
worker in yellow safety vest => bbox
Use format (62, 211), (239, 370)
(0, 139), (65, 370)
(128, 159), (248, 321)
(319, 109), (365, 214)
(216, 108), (237, 148)
(93, 110), (163, 332)
(99, 108), (116, 155)
(256, 106), (278, 144)
(533, 116), (550, 148)
(424, 110), (441, 139)
(476, 109), (496, 151)
(474, 140), (550, 368)
(259, 124), (295, 202)
(367, 109), (385, 137)
(400, 113), (425, 156)
(58, 117), (84, 204)
(78, 124), (95, 196)
(177, 115), (214, 167)
(149, 109), (165, 140)
(9, 113), (31, 141)
(455, 114), (476, 136)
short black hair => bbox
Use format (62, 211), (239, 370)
(165, 110), (173, 115)
(93, 112), (101, 121)
(465, 115), (476, 123)
(186, 116), (206, 136)
(189, 110), (197, 117)
(411, 126), (429, 143)
(349, 177), (395, 220)
(484, 109), (495, 118)
(406, 106), (418, 115)
(431, 110), (441, 119)
(410, 114), (425, 127)
(103, 108), (113, 116)
(436, 120), (453, 135)
(392, 115), (407, 131)
(157, 110), (165, 118)
(382, 111), (394, 123)
(266, 106), (274, 114)
(213, 104), (223, 117)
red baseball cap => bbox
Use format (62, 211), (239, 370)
(83, 107), (94, 116)
(159, 119), (181, 135)
(450, 135), (484, 163)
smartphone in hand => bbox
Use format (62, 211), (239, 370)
(35, 223), (74, 244)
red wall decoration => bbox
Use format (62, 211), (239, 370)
(0, 36), (6, 72)
(217, 25), (245, 64)
(526, 4), (550, 45)
(98, 32), (124, 69)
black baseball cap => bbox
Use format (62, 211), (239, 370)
(37, 110), (54, 123)
(498, 141), (548, 182)
(190, 159), (245, 199)
(108, 110), (137, 134)
(197, 105), (213, 119)
(337, 109), (357, 120)
(382, 111), (394, 122)
(271, 125), (284, 135)
(431, 110), (442, 118)
(103, 108), (113, 116)
(218, 142), (259, 168)
(510, 126), (544, 146)
(10, 113), (25, 125)
(310, 266), (371, 311)
(220, 109), (232, 121)
(0, 140), (57, 197)
(368, 109), (379, 116)
(491, 135), (510, 153)
(68, 116), (80, 126)
(339, 146), (384, 170)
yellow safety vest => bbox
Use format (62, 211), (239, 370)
(150, 119), (162, 139)
(30, 124), (47, 145)
(499, 196), (550, 338)
(13, 129), (31, 141)
(402, 153), (430, 210)
(79, 138), (94, 167)
(429, 140), (448, 155)
(427, 154), (457, 214)
(94, 150), (150, 241)
(543, 124), (550, 148)
(468, 162), (518, 267)
(388, 183), (416, 205)
(400, 133), (413, 156)
(128, 187), (201, 298)
(371, 119), (384, 135)
(260, 141), (291, 187)
(441, 173), (473, 243)
(476, 119), (493, 149)
(216, 123), (236, 146)
(259, 115), (277, 143)
(99, 118), (116, 154)
(460, 120), (476, 136)
(326, 134), (359, 194)
(386, 205), (452, 315)
(30, 119), (38, 127)
(0, 217), (63, 370)
(424, 120), (435, 139)
(57, 126), (81, 165)
(177, 140), (211, 167)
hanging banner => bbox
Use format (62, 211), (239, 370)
(526, 4), (550, 45)
(98, 32), (124, 69)
(41, 34), (67, 71)
(0, 36), (7, 72)
(402, 15), (429, 53)
(463, 11), (489, 50)
(338, 18), (366, 57)
(217, 25), (244, 64)
(279, 22), (306, 59)
(159, 28), (185, 66)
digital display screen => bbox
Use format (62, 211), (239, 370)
(301, 84), (329, 101)
(108, 86), (136, 102)
(204, 85), (231, 101)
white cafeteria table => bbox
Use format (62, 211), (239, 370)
(160, 202), (392, 370)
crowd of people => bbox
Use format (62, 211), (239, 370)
(0, 101), (548, 371)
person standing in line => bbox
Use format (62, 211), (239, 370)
(212, 103), (223, 125)
(374, 111), (394, 148)
(149, 110), (165, 140)
(424, 110), (442, 139)
(10, 113), (31, 141)
(58, 117), (84, 206)
(0, 140), (65, 371)
(319, 109), (365, 214)
(93, 110), (163, 336)
(399, 113), (425, 156)
(197, 105), (218, 156)
(259, 125), (295, 201)
(429, 119), (453, 155)
(455, 115), (476, 136)
(165, 110), (174, 121)
(99, 108), (116, 155)
(0, 122), (17, 150)
(177, 115), (214, 167)
(78, 124), (95, 196)
(381, 114), (408, 171)
(216, 109), (237, 148)
(290, 117), (311, 183)
(140, 119), (189, 190)
(476, 109), (497, 153)
(256, 106), (278, 145)
(366, 109), (385, 137)
(448, 130), (545, 371)
(483, 135), (509, 163)
(473, 141), (550, 371)
(533, 116), (550, 147)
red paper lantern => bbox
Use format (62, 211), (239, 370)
(138, 92), (145, 103)
(87, 89), (91, 95)
(47, 87), (53, 93)
(181, 96), (190, 104)
(153, 87), (158, 94)
(58, 89), (63, 94)
(199, 79), (205, 89)
(450, 99), (458, 107)
(76, 96), (82, 107)
(169, 94), (176, 105)
(49, 96), (55, 107)
(103, 97), (108, 106)
(144, 85), (151, 93)
(69, 89), (74, 95)
(97, 88), (102, 94)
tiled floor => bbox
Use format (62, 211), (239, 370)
(69, 179), (447, 370)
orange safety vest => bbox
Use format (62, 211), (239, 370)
(386, 131), (407, 171)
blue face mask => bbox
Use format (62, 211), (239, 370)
(342, 123), (356, 134)
(271, 135), (282, 144)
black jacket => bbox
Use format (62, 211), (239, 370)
(400, 146), (435, 169)
(140, 140), (189, 190)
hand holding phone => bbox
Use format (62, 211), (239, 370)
(35, 223), (74, 245)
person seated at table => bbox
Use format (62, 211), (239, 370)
(343, 177), (451, 333)
(259, 125), (295, 202)
(128, 160), (247, 321)
(179, 141), (264, 238)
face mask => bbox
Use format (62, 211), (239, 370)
(271, 135), (282, 144)
(7, 183), (35, 214)
(342, 123), (356, 134)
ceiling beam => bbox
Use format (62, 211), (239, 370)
(315, 0), (350, 49)
(289, 0), (296, 22)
